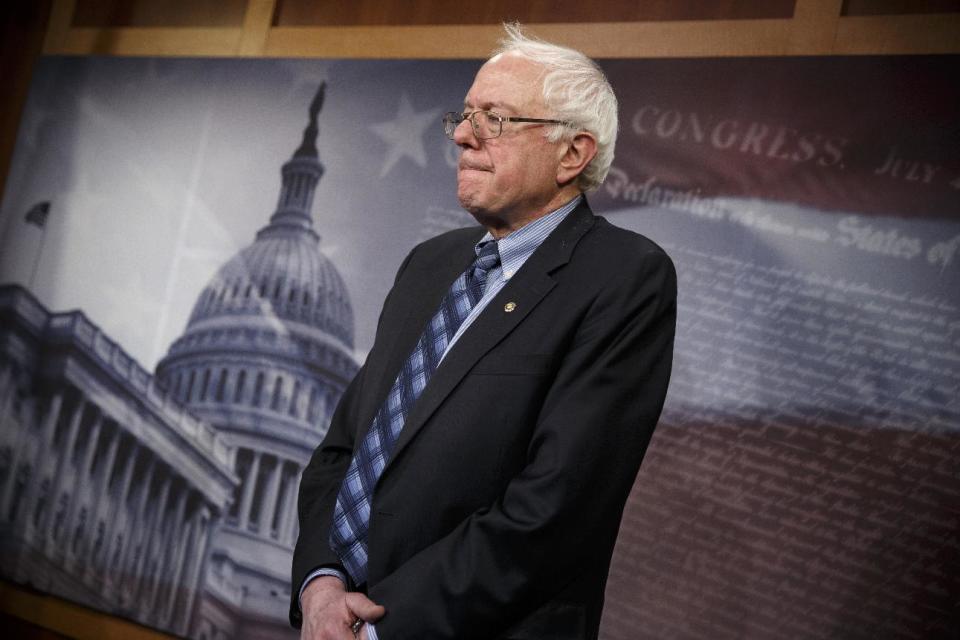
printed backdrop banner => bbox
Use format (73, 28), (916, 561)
(0, 55), (956, 639)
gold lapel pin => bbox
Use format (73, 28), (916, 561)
(504, 302), (517, 312)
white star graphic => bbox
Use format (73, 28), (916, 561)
(369, 94), (442, 178)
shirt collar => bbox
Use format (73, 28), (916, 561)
(475, 195), (582, 279)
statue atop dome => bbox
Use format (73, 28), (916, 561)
(255, 82), (328, 239)
(294, 82), (325, 159)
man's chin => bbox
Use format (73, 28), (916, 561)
(458, 194), (488, 219)
(457, 195), (482, 217)
(459, 200), (507, 232)
(457, 186), (481, 211)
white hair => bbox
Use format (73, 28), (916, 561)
(492, 23), (618, 192)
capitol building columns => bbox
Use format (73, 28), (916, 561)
(226, 448), (305, 545)
(81, 421), (122, 586)
(177, 505), (213, 636)
(100, 437), (140, 588)
(237, 450), (261, 531)
(18, 390), (64, 554)
(62, 408), (103, 573)
(261, 455), (283, 537)
(278, 462), (300, 545)
(134, 472), (173, 610)
(0, 366), (39, 521)
(160, 497), (199, 626)
(38, 393), (85, 555)
(145, 480), (188, 624)
(0, 284), (236, 638)
(115, 454), (157, 601)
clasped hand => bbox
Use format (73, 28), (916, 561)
(300, 575), (386, 640)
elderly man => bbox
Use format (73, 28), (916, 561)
(291, 24), (676, 640)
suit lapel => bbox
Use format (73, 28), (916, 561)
(384, 201), (597, 472)
(357, 230), (482, 436)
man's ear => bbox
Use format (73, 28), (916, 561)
(556, 132), (598, 186)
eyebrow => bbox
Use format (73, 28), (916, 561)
(463, 100), (521, 114)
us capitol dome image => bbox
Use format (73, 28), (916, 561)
(0, 83), (357, 640)
(155, 83), (359, 639)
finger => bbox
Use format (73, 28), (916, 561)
(344, 592), (387, 622)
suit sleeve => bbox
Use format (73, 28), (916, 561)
(368, 248), (677, 639)
(289, 246), (419, 628)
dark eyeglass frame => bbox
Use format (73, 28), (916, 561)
(443, 110), (573, 140)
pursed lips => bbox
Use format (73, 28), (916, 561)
(458, 161), (492, 172)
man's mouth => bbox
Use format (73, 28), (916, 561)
(458, 161), (492, 172)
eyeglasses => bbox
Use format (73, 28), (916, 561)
(443, 110), (572, 140)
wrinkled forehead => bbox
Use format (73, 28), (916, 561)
(464, 53), (546, 113)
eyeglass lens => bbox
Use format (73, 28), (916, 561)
(444, 111), (501, 140)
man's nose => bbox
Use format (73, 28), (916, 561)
(453, 117), (479, 147)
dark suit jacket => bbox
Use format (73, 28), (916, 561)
(291, 199), (677, 639)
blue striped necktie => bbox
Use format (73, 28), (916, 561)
(329, 240), (501, 585)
